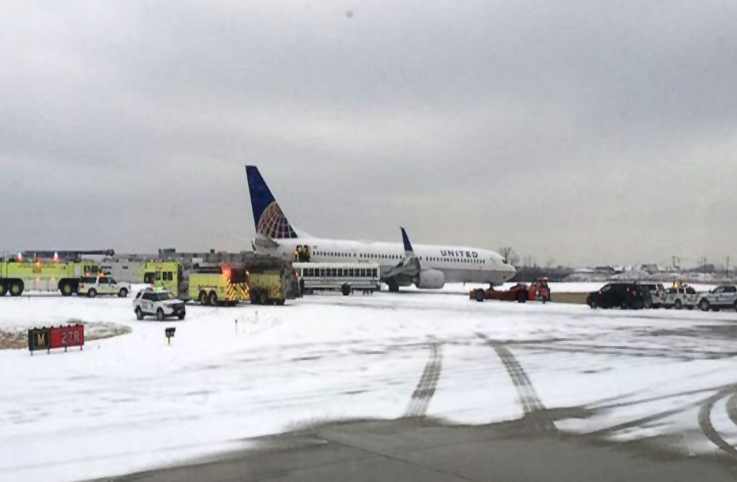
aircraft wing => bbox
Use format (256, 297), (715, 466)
(384, 227), (421, 279)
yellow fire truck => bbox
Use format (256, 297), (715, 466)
(0, 258), (101, 296)
(142, 261), (288, 306)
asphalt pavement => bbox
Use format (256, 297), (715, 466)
(95, 418), (737, 482)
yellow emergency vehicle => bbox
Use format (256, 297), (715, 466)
(0, 257), (101, 296)
(190, 266), (249, 306)
(142, 261), (287, 306)
(248, 270), (287, 305)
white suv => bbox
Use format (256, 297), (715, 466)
(638, 283), (665, 308)
(661, 285), (699, 310)
(698, 285), (737, 312)
(78, 276), (131, 298)
(133, 288), (186, 321)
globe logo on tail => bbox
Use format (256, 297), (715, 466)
(257, 202), (297, 239)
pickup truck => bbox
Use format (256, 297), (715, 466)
(697, 285), (737, 312)
(77, 275), (131, 298)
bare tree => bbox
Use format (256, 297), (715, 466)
(522, 255), (537, 268)
(498, 246), (520, 266)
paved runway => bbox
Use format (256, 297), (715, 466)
(97, 418), (737, 482)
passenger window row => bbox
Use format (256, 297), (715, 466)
(313, 251), (485, 264)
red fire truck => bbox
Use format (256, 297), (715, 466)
(471, 278), (551, 303)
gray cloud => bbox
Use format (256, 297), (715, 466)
(1, 0), (736, 266)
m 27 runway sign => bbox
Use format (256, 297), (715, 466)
(28, 325), (84, 354)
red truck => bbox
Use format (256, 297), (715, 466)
(471, 279), (551, 303)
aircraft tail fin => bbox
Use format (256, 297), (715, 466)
(245, 165), (298, 239)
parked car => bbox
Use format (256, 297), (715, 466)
(637, 282), (665, 308)
(77, 276), (130, 298)
(698, 285), (737, 312)
(660, 285), (699, 310)
(586, 283), (652, 309)
(133, 288), (186, 321)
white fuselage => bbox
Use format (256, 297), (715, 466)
(257, 237), (516, 286)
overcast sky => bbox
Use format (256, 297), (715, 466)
(1, 1), (736, 266)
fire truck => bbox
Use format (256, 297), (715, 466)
(471, 278), (551, 303)
(0, 256), (101, 296)
(142, 258), (294, 306)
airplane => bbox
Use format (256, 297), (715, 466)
(245, 165), (516, 291)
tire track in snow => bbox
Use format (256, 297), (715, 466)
(477, 333), (557, 434)
(404, 341), (443, 418)
(698, 387), (737, 460)
(516, 342), (730, 361)
(726, 393), (737, 428)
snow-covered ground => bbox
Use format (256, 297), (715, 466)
(1, 283), (736, 482)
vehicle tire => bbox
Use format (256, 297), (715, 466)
(10, 281), (24, 297)
(209, 291), (218, 306)
(177, 313), (186, 320)
(388, 282), (400, 293)
(517, 292), (527, 304)
(199, 291), (209, 306)
(135, 307), (144, 320)
(0, 283), (7, 297)
(118, 288), (128, 298)
(475, 289), (485, 302)
(699, 299), (710, 312)
(275, 299), (285, 306)
(643, 298), (652, 309)
(674, 299), (683, 310)
(588, 299), (598, 309)
(341, 284), (352, 296)
(60, 282), (73, 297)
(250, 292), (261, 305)
(87, 289), (97, 298)
(632, 300), (644, 310)
(156, 309), (165, 321)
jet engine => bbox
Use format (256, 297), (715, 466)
(416, 269), (445, 289)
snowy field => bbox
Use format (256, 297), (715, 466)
(0, 283), (736, 482)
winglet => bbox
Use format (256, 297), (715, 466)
(401, 227), (415, 256)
